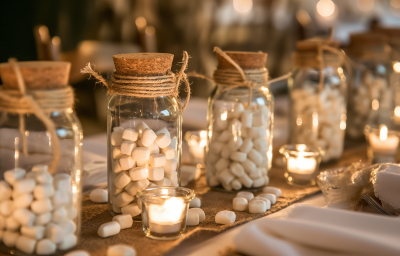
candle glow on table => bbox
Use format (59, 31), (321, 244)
(287, 144), (317, 174)
(187, 130), (207, 163)
(369, 125), (400, 155)
(148, 196), (185, 234)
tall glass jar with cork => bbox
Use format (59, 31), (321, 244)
(205, 49), (273, 192)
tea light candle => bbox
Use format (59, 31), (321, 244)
(369, 125), (399, 155)
(148, 197), (185, 234)
(287, 154), (317, 174)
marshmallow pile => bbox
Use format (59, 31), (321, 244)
(98, 214), (133, 238)
(0, 165), (77, 255)
(290, 85), (346, 162)
(207, 102), (271, 191)
(187, 197), (205, 226)
(110, 122), (178, 214)
(232, 187), (281, 213)
(66, 244), (136, 256)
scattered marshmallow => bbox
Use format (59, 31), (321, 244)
(249, 199), (267, 213)
(253, 197), (271, 210)
(262, 187), (281, 197)
(233, 197), (248, 211)
(186, 211), (200, 226)
(189, 208), (205, 222)
(189, 197), (201, 208)
(236, 191), (254, 201)
(107, 244), (136, 256)
(112, 214), (133, 229)
(121, 203), (141, 217)
(98, 221), (121, 238)
(215, 210), (236, 224)
(90, 189), (108, 203)
(258, 193), (276, 204)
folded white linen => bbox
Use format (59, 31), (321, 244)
(234, 205), (400, 256)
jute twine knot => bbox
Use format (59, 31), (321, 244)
(188, 47), (291, 106)
(0, 58), (75, 174)
(80, 51), (191, 111)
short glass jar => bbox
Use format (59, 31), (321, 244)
(137, 186), (195, 240)
(107, 53), (182, 216)
(206, 51), (273, 192)
(365, 125), (400, 164)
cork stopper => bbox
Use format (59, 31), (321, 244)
(216, 51), (267, 70)
(0, 61), (71, 90)
(296, 38), (340, 51)
(350, 32), (388, 46)
(113, 53), (174, 76)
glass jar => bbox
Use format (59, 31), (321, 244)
(288, 66), (347, 163)
(0, 61), (83, 254)
(107, 53), (182, 216)
(205, 51), (273, 192)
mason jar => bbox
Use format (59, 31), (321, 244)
(0, 61), (82, 254)
(205, 51), (273, 192)
(106, 53), (182, 216)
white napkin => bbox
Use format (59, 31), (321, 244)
(374, 164), (400, 210)
(234, 205), (400, 256)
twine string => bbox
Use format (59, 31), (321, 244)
(0, 59), (74, 173)
(81, 51), (191, 111)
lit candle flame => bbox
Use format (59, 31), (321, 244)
(221, 112), (227, 121)
(379, 125), (388, 141)
(149, 197), (185, 224)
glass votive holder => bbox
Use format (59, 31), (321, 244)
(137, 186), (195, 240)
(365, 125), (400, 163)
(184, 130), (207, 166)
(279, 144), (324, 186)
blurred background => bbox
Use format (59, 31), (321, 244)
(1, 0), (400, 136)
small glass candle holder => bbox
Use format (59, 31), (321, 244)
(279, 144), (324, 186)
(137, 187), (195, 240)
(365, 125), (400, 163)
(184, 130), (207, 166)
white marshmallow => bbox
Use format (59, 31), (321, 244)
(0, 200), (13, 216)
(113, 147), (123, 160)
(122, 128), (139, 142)
(239, 139), (253, 154)
(231, 103), (245, 118)
(228, 137), (243, 152)
(57, 233), (77, 250)
(189, 208), (205, 222)
(259, 167), (268, 175)
(52, 207), (67, 223)
(65, 206), (77, 220)
(53, 174), (71, 191)
(141, 128), (157, 147)
(238, 173), (253, 188)
(240, 111), (253, 128)
(154, 177), (171, 186)
(156, 127), (171, 137)
(249, 168), (262, 179)
(149, 154), (166, 167)
(189, 197), (201, 208)
(111, 131), (123, 146)
(31, 164), (48, 172)
(36, 239), (56, 255)
(230, 152), (247, 163)
(113, 205), (122, 214)
(135, 122), (148, 137)
(215, 158), (230, 172)
(149, 142), (160, 155)
(113, 192), (134, 207)
(36, 170), (53, 185)
(14, 193), (33, 208)
(119, 156), (136, 171)
(221, 144), (231, 159)
(262, 187), (281, 197)
(13, 179), (35, 195)
(242, 159), (257, 174)
(233, 197), (248, 211)
(230, 162), (245, 177)
(218, 130), (232, 143)
(65, 250), (90, 256)
(0, 215), (4, 229)
(125, 179), (150, 197)
(107, 244), (136, 256)
(0, 181), (12, 201)
(33, 184), (54, 200)
(98, 221), (121, 238)
(170, 137), (177, 150)
(248, 127), (265, 138)
(148, 167), (164, 181)
(59, 220), (77, 235)
(236, 191), (254, 201)
(163, 160), (177, 174)
(252, 113), (266, 127)
(252, 177), (265, 188)
(3, 231), (19, 247)
(90, 189), (108, 203)
(186, 211), (199, 226)
(258, 193), (276, 204)
(121, 141), (136, 155)
(129, 167), (148, 181)
(13, 208), (35, 226)
(218, 169), (235, 184)
(4, 168), (26, 185)
(231, 179), (242, 190)
(16, 236), (36, 254)
(136, 159), (148, 167)
(45, 223), (64, 243)
(249, 199), (267, 213)
(221, 181), (232, 191)
(131, 147), (150, 161)
(161, 146), (175, 160)
(35, 212), (51, 226)
(253, 197), (271, 210)
(112, 214), (133, 229)
(113, 171), (131, 189)
(155, 133), (171, 149)
(208, 176), (220, 187)
(52, 190), (70, 208)
(31, 199), (53, 214)
(210, 141), (224, 154)
(25, 171), (37, 181)
(6, 216), (21, 231)
(215, 210), (236, 224)
(113, 126), (124, 132)
(253, 137), (267, 153)
(121, 203), (141, 217)
(248, 149), (262, 165)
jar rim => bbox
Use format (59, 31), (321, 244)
(137, 186), (195, 203)
(279, 144), (324, 157)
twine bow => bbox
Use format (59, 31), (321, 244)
(81, 51), (191, 111)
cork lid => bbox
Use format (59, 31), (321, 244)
(350, 32), (388, 46)
(113, 53), (174, 76)
(216, 51), (267, 70)
(296, 38), (340, 51)
(0, 61), (71, 90)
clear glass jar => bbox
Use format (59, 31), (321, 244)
(107, 95), (182, 215)
(288, 66), (347, 163)
(206, 80), (273, 192)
